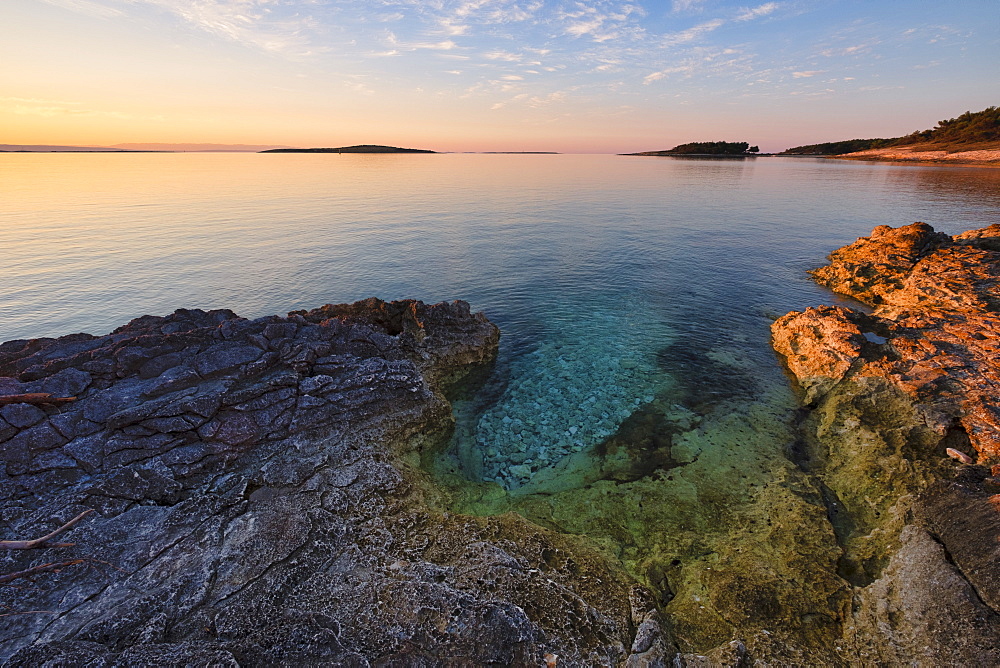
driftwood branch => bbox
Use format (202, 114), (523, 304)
(0, 560), (86, 585)
(0, 393), (76, 406)
(0, 510), (94, 550)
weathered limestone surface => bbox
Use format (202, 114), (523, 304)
(0, 298), (669, 665)
(772, 222), (1000, 664)
(775, 222), (1000, 457)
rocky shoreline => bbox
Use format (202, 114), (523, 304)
(2, 224), (1000, 665)
(771, 222), (1000, 664)
(834, 146), (1000, 165)
(0, 299), (670, 665)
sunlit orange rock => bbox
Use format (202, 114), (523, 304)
(773, 222), (1000, 459)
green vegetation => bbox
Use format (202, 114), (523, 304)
(780, 138), (895, 155)
(626, 141), (759, 156)
(781, 106), (1000, 155)
(261, 144), (436, 153)
(894, 106), (999, 147)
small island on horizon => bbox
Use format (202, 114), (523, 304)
(622, 141), (761, 157)
(3, 106), (996, 162)
(260, 144), (436, 154)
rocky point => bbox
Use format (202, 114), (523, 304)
(0, 298), (670, 665)
(772, 222), (1000, 665)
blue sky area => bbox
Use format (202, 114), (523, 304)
(2, 0), (997, 151)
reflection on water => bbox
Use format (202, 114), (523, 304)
(3, 152), (998, 491)
(3, 154), (997, 344)
(4, 153), (999, 651)
(885, 162), (1000, 208)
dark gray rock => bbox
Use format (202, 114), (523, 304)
(0, 299), (668, 665)
(192, 343), (262, 379)
(0, 403), (46, 429)
(40, 367), (92, 396)
(0, 376), (26, 395)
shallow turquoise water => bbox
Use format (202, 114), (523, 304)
(3, 153), (999, 487)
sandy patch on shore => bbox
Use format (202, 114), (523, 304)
(837, 146), (1000, 165)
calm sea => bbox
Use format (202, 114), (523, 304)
(3, 153), (999, 490)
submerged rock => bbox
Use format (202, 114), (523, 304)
(472, 303), (674, 490)
(0, 299), (670, 665)
(772, 222), (1000, 663)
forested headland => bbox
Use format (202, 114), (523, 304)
(781, 106), (999, 155)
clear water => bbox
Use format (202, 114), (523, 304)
(5, 153), (1000, 647)
(3, 154), (1000, 494)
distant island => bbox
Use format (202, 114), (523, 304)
(261, 144), (436, 154)
(781, 106), (999, 163)
(0, 143), (291, 152)
(0, 144), (135, 152)
(113, 143), (291, 152)
(623, 141), (760, 157)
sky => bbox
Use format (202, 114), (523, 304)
(1, 0), (997, 153)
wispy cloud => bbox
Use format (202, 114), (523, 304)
(735, 3), (779, 22)
(344, 79), (375, 95)
(528, 90), (567, 107)
(490, 93), (529, 109)
(428, 0), (543, 34)
(593, 60), (623, 72)
(412, 39), (459, 50)
(440, 19), (469, 35)
(43, 0), (325, 56)
(643, 47), (754, 84)
(557, 2), (646, 43)
(819, 42), (878, 57)
(485, 50), (524, 62)
(37, 0), (122, 19)
(792, 70), (823, 78)
(643, 66), (691, 84)
(0, 96), (133, 119)
(671, 0), (707, 12)
(385, 30), (461, 52)
(662, 19), (724, 46)
(490, 89), (567, 110)
(566, 17), (607, 39)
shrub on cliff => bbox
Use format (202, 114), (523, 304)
(891, 106), (1000, 147)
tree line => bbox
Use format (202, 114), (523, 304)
(781, 106), (999, 155)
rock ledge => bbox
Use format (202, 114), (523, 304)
(772, 223), (1000, 664)
(0, 298), (668, 665)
